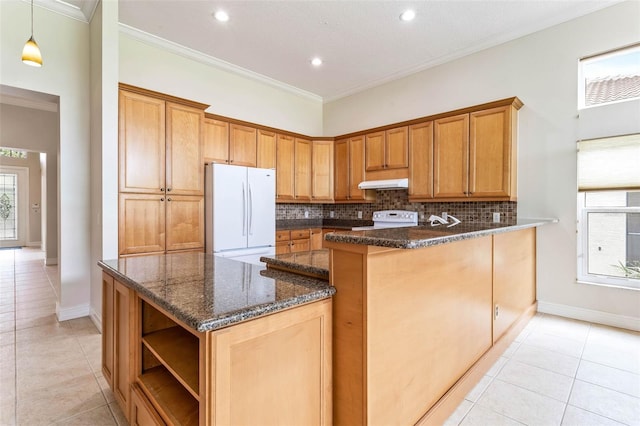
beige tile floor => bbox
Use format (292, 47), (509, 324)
(1, 247), (639, 425)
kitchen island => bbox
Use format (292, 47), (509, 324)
(98, 253), (334, 425)
(322, 219), (554, 426)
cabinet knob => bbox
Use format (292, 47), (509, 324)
(160, 198), (164, 202)
(167, 188), (172, 192)
(160, 187), (164, 192)
(167, 198), (172, 202)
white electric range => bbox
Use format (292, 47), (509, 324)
(352, 210), (419, 231)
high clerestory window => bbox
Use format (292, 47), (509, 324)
(579, 44), (640, 109)
(0, 149), (27, 159)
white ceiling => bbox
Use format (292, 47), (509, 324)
(118, 0), (621, 102)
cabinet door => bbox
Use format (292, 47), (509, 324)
(203, 118), (229, 164)
(114, 280), (135, 422)
(119, 90), (166, 194)
(434, 114), (469, 198)
(166, 102), (204, 196)
(493, 228), (536, 342)
(165, 195), (204, 252)
(276, 135), (295, 201)
(310, 228), (323, 250)
(229, 124), (257, 167)
(294, 138), (312, 202)
(349, 136), (367, 200)
(334, 139), (349, 201)
(470, 106), (513, 198)
(291, 239), (310, 253)
(385, 126), (409, 169)
(130, 384), (165, 426)
(311, 141), (334, 202)
(102, 272), (115, 388)
(119, 194), (166, 256)
(365, 131), (386, 171)
(276, 241), (291, 254)
(408, 121), (434, 200)
(257, 129), (277, 169)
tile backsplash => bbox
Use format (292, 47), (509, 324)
(277, 190), (517, 225)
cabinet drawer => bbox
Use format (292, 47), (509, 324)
(276, 230), (291, 242)
(291, 229), (311, 240)
(291, 239), (310, 253)
(130, 383), (165, 426)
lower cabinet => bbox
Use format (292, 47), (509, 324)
(275, 229), (312, 254)
(102, 274), (332, 426)
(102, 272), (135, 423)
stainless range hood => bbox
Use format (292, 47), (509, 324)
(358, 178), (409, 190)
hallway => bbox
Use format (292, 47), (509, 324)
(0, 248), (126, 425)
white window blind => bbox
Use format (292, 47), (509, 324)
(577, 133), (640, 191)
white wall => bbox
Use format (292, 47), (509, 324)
(0, 0), (91, 319)
(89, 0), (119, 330)
(324, 1), (640, 326)
(119, 32), (323, 136)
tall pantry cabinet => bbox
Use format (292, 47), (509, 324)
(118, 85), (207, 256)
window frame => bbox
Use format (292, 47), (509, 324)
(577, 192), (640, 290)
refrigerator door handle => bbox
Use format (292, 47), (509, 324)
(248, 183), (253, 235)
(242, 182), (247, 236)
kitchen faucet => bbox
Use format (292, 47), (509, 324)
(428, 214), (461, 227)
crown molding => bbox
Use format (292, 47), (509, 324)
(0, 94), (58, 113)
(118, 23), (323, 103)
(26, 0), (98, 23)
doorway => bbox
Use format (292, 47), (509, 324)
(0, 166), (28, 248)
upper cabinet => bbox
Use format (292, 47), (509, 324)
(203, 118), (258, 167)
(294, 138), (312, 202)
(257, 129), (277, 169)
(276, 134), (295, 202)
(408, 121), (434, 201)
(429, 100), (521, 201)
(119, 90), (203, 196)
(334, 136), (373, 203)
(365, 126), (408, 171)
(229, 124), (257, 167)
(311, 140), (334, 202)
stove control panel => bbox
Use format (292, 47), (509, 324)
(372, 210), (418, 224)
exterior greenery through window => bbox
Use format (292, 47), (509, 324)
(0, 149), (26, 159)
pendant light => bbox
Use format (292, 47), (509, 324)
(22, 0), (43, 67)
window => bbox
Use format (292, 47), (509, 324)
(579, 44), (640, 109)
(577, 134), (640, 289)
(0, 173), (18, 241)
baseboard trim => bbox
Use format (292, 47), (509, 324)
(90, 307), (102, 333)
(56, 302), (90, 321)
(26, 241), (41, 247)
(45, 258), (58, 265)
(537, 301), (640, 332)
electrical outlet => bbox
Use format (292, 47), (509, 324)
(330, 211), (335, 218)
(304, 210), (309, 218)
(493, 212), (501, 223)
(357, 211), (363, 219)
(420, 213), (425, 220)
(441, 212), (448, 221)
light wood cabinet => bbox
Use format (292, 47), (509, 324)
(103, 272), (332, 426)
(431, 101), (520, 201)
(434, 113), (470, 199)
(257, 129), (277, 169)
(229, 123), (257, 167)
(365, 126), (408, 171)
(119, 90), (166, 194)
(276, 228), (323, 253)
(203, 118), (229, 164)
(334, 136), (373, 202)
(408, 121), (434, 200)
(102, 273), (135, 423)
(294, 138), (312, 201)
(470, 105), (517, 199)
(276, 135), (295, 202)
(119, 87), (206, 256)
(310, 228), (323, 250)
(311, 140), (334, 202)
(493, 228), (536, 342)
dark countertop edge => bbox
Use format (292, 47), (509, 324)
(97, 261), (336, 333)
(259, 256), (330, 279)
(324, 218), (559, 249)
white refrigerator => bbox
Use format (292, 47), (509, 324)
(205, 163), (275, 264)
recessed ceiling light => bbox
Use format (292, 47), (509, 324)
(400, 10), (416, 22)
(311, 57), (323, 67)
(214, 10), (229, 22)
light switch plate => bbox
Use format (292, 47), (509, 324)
(357, 211), (363, 219)
(493, 212), (500, 223)
(330, 211), (335, 218)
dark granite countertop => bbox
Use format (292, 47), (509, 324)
(324, 218), (558, 249)
(261, 249), (330, 279)
(276, 219), (372, 231)
(98, 252), (335, 332)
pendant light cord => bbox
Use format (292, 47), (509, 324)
(30, 0), (34, 37)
